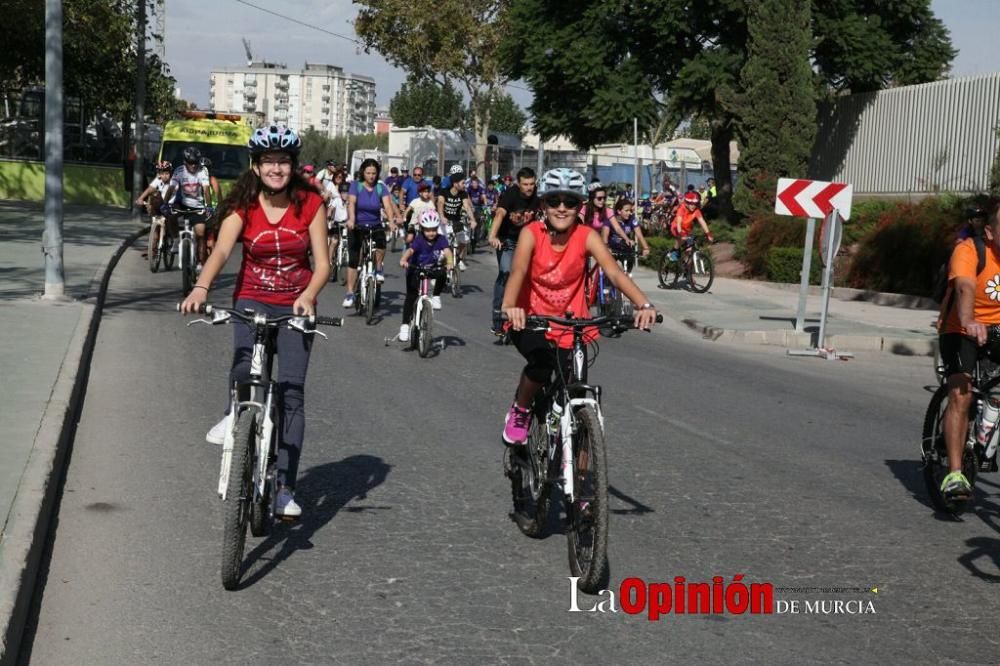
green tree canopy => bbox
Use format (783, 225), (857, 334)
(389, 76), (465, 129)
(505, 0), (955, 220)
(480, 92), (527, 136)
(1, 0), (177, 121)
(355, 0), (511, 168)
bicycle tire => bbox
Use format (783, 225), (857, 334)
(180, 239), (194, 294)
(418, 302), (433, 358)
(921, 381), (982, 513)
(566, 405), (609, 593)
(390, 228), (399, 252)
(364, 275), (377, 324)
(249, 428), (271, 538)
(509, 411), (551, 538)
(162, 236), (175, 270)
(221, 410), (254, 590)
(689, 250), (715, 293)
(450, 267), (461, 298)
(657, 253), (680, 289)
(148, 223), (161, 273)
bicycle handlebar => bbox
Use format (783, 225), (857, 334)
(502, 312), (663, 331)
(176, 303), (344, 329)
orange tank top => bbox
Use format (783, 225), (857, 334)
(516, 222), (598, 348)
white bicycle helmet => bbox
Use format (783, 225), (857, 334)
(248, 125), (302, 156)
(539, 168), (587, 197)
(587, 179), (604, 193)
(449, 164), (465, 176)
(418, 210), (441, 229)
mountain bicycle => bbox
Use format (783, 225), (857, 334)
(470, 205), (490, 254)
(184, 303), (343, 590)
(922, 331), (1000, 514)
(353, 226), (382, 324)
(146, 213), (172, 273)
(328, 223), (346, 284)
(336, 225), (350, 285)
(658, 235), (714, 293)
(503, 312), (662, 593)
(174, 212), (199, 295)
(385, 265), (446, 358)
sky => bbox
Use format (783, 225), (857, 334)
(164, 0), (1000, 113)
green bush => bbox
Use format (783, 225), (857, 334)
(743, 214), (809, 276)
(845, 197), (966, 296)
(765, 247), (822, 284)
(641, 236), (675, 269)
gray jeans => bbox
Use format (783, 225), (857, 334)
(229, 298), (313, 489)
(492, 245), (514, 329)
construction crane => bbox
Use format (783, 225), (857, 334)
(242, 37), (253, 66)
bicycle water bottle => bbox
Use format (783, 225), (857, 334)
(983, 399), (1000, 459)
(976, 398), (1000, 451)
(548, 400), (563, 436)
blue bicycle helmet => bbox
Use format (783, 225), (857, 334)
(248, 125), (302, 156)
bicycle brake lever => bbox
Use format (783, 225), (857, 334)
(186, 318), (211, 327)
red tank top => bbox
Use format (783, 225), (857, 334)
(233, 190), (323, 305)
(516, 222), (598, 348)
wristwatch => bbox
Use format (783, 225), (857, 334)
(639, 303), (654, 311)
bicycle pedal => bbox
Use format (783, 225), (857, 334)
(277, 515), (299, 523)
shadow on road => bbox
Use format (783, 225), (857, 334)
(884, 459), (937, 512)
(609, 485), (655, 515)
(237, 454), (391, 589)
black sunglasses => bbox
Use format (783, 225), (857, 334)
(543, 194), (583, 208)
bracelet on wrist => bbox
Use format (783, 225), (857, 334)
(192, 285), (208, 292)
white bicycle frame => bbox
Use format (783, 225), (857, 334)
(553, 346), (605, 502)
(177, 217), (196, 273)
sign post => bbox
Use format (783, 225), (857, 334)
(774, 178), (854, 360)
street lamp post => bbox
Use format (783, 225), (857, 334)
(43, 0), (65, 299)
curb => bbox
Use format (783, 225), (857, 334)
(681, 318), (936, 356)
(0, 227), (146, 666)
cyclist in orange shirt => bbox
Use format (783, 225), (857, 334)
(938, 201), (1000, 501)
(667, 191), (713, 261)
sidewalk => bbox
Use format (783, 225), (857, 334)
(0, 200), (142, 662)
(632, 268), (937, 356)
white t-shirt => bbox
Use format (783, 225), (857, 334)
(329, 195), (348, 225)
(170, 165), (210, 209)
(406, 199), (435, 228)
(153, 178), (173, 199)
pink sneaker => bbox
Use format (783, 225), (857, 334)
(503, 403), (532, 446)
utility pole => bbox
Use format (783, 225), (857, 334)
(132, 0), (147, 223)
(42, 0), (65, 299)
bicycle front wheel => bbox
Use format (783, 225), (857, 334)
(147, 222), (162, 273)
(689, 250), (715, 293)
(450, 267), (461, 298)
(566, 405), (609, 593)
(162, 235), (175, 270)
(364, 275), (377, 324)
(221, 410), (254, 590)
(180, 239), (194, 294)
(418, 303), (433, 358)
(657, 253), (680, 289)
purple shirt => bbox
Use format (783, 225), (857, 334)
(409, 234), (449, 268)
(609, 215), (639, 249)
(351, 180), (386, 227)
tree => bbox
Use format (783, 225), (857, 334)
(389, 76), (465, 129)
(506, 0), (955, 221)
(0, 0), (177, 122)
(354, 0), (511, 169)
(731, 0), (816, 219)
(481, 93), (527, 136)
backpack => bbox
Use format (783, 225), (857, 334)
(351, 180), (386, 199)
(934, 233), (986, 306)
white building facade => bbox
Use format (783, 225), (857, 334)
(209, 62), (376, 137)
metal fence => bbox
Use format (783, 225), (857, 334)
(810, 73), (1000, 194)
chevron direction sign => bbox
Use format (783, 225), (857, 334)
(774, 178), (853, 220)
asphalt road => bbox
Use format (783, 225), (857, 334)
(19, 240), (1000, 665)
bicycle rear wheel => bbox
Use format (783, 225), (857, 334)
(162, 235), (175, 270)
(657, 253), (680, 289)
(508, 409), (551, 538)
(221, 410), (254, 590)
(689, 250), (715, 293)
(417, 304), (433, 357)
(148, 222), (162, 273)
(566, 405), (609, 593)
(922, 382), (980, 513)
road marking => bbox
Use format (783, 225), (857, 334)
(634, 405), (735, 447)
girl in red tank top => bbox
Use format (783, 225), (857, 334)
(497, 172), (659, 446)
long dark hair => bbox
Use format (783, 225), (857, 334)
(584, 185), (607, 224)
(220, 154), (312, 222)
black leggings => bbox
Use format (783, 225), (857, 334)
(402, 269), (445, 323)
(348, 226), (387, 269)
(511, 329), (581, 385)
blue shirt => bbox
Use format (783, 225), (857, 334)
(402, 176), (427, 205)
(409, 234), (449, 268)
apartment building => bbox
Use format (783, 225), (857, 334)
(209, 62), (377, 136)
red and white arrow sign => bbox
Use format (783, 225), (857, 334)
(774, 178), (853, 220)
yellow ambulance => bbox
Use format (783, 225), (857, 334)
(158, 111), (254, 190)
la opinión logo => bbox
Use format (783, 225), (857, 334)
(568, 575), (773, 619)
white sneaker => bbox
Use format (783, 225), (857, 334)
(458, 260), (467, 271)
(431, 295), (442, 310)
(399, 323), (410, 342)
(275, 488), (302, 518)
(342, 293), (355, 308)
(205, 414), (231, 445)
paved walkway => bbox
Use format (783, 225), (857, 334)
(632, 269), (938, 355)
(0, 200), (140, 660)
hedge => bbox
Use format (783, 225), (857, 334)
(765, 247), (822, 284)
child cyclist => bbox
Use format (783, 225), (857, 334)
(180, 125), (330, 519)
(499, 169), (659, 445)
(669, 191), (714, 261)
(135, 160), (176, 229)
(398, 210), (453, 342)
(404, 182), (436, 245)
(603, 197), (650, 273)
